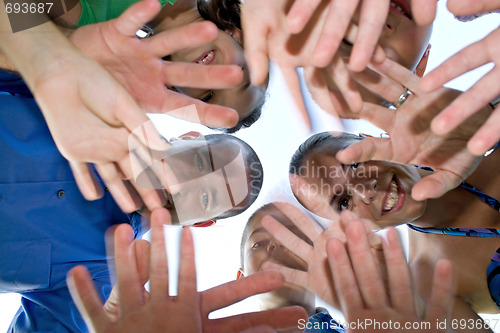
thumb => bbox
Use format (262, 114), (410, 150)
(411, 171), (461, 201)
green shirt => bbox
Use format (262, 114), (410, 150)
(76, 0), (177, 27)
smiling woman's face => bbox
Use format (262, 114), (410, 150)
(291, 134), (427, 227)
(299, 152), (426, 227)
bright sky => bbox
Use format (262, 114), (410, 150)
(1, 1), (499, 331)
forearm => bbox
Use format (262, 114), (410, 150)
(0, 0), (78, 76)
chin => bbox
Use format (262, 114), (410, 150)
(261, 287), (310, 310)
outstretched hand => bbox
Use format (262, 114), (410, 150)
(286, 0), (387, 70)
(241, 0), (324, 125)
(67, 208), (307, 333)
(260, 202), (344, 309)
(260, 199), (382, 310)
(37, 0), (244, 212)
(421, 27), (500, 156)
(328, 220), (454, 333)
(335, 58), (489, 200)
(242, 0), (386, 123)
(70, 0), (243, 127)
(410, 0), (500, 155)
(243, 0), (373, 125)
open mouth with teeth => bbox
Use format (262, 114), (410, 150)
(194, 50), (216, 65)
(389, 0), (412, 19)
(382, 176), (405, 214)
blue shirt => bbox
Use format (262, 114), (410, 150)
(304, 308), (345, 333)
(0, 70), (139, 332)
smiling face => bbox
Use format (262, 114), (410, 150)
(290, 133), (426, 227)
(164, 26), (267, 130)
(240, 204), (314, 310)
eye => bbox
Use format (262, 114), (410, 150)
(201, 191), (209, 210)
(200, 91), (214, 103)
(338, 196), (351, 211)
(350, 163), (361, 171)
(252, 240), (269, 249)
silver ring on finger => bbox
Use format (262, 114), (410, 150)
(392, 88), (411, 108)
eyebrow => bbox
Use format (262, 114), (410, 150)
(248, 227), (267, 240)
(330, 194), (338, 207)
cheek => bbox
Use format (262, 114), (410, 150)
(380, 21), (430, 70)
(404, 198), (426, 220)
(219, 37), (246, 65)
(394, 27), (431, 70)
(245, 251), (267, 274)
(170, 190), (205, 223)
(352, 204), (377, 220)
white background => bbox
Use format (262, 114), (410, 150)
(1, 1), (499, 331)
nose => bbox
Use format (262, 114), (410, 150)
(266, 239), (287, 256)
(348, 178), (377, 205)
(266, 240), (277, 255)
(383, 22), (395, 33)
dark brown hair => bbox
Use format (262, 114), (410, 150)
(197, 0), (241, 32)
